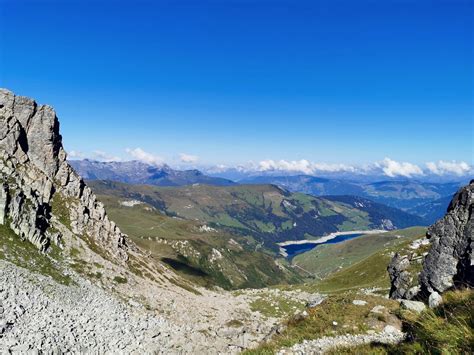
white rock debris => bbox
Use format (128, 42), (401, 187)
(199, 225), (217, 233)
(119, 200), (143, 207)
(409, 238), (430, 250)
(278, 325), (405, 354)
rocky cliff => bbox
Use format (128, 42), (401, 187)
(0, 88), (128, 260)
(389, 180), (473, 303)
(419, 180), (473, 294)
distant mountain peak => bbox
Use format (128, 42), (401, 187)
(69, 159), (236, 187)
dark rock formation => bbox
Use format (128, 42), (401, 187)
(388, 253), (414, 299)
(0, 88), (128, 260)
(388, 181), (473, 302)
(419, 181), (473, 294)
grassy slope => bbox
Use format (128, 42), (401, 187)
(96, 194), (302, 289)
(331, 289), (473, 354)
(0, 222), (72, 285)
(308, 227), (426, 294)
(246, 226), (473, 354)
(244, 293), (401, 354)
(88, 181), (421, 251)
(292, 227), (426, 280)
(275, 227), (426, 295)
(241, 176), (460, 213)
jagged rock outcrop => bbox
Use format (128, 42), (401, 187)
(0, 88), (128, 259)
(387, 253), (414, 299)
(389, 181), (473, 302)
(0, 183), (7, 224)
(419, 180), (473, 294)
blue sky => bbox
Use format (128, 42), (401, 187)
(0, 0), (472, 175)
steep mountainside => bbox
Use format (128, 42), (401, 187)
(323, 195), (426, 228)
(71, 165), (462, 224)
(92, 193), (302, 289)
(363, 180), (459, 211)
(88, 180), (424, 250)
(0, 89), (128, 260)
(241, 175), (461, 223)
(407, 194), (453, 224)
(241, 174), (364, 196)
(70, 159), (236, 186)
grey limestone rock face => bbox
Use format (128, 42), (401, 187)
(0, 88), (128, 260)
(419, 181), (473, 295)
(387, 253), (413, 299)
(388, 181), (473, 302)
(0, 183), (7, 225)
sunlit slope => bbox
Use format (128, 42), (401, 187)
(89, 181), (424, 249)
(307, 227), (426, 294)
(293, 227), (426, 279)
(96, 194), (302, 289)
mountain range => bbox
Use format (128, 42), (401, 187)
(70, 160), (465, 224)
(240, 175), (464, 223)
(69, 159), (236, 187)
(88, 180), (426, 248)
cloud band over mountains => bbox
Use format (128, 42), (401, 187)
(68, 147), (472, 179)
(256, 157), (472, 177)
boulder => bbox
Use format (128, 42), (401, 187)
(428, 291), (443, 308)
(400, 300), (426, 313)
(306, 294), (325, 308)
(370, 305), (386, 314)
(388, 254), (413, 299)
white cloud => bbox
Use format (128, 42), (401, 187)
(92, 150), (121, 162)
(205, 157), (470, 179)
(67, 150), (85, 159)
(125, 148), (163, 166)
(378, 158), (423, 178)
(426, 160), (472, 176)
(179, 153), (199, 163)
(312, 162), (356, 173)
(258, 159), (315, 174)
(256, 159), (357, 174)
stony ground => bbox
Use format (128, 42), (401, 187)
(1, 260), (188, 353)
(277, 325), (405, 354)
(0, 259), (284, 354)
(0, 257), (407, 354)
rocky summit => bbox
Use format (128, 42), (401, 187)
(0, 88), (128, 260)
